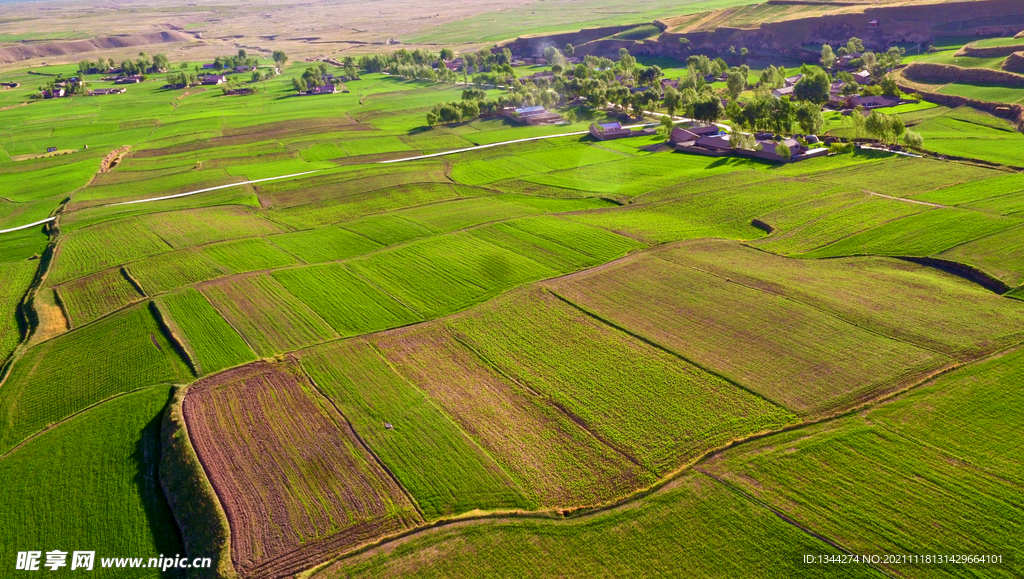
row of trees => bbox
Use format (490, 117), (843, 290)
(77, 52), (169, 76)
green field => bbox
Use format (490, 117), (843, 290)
(349, 233), (557, 317)
(449, 287), (796, 472)
(157, 288), (257, 375)
(0, 305), (190, 453)
(548, 252), (947, 415)
(56, 268), (144, 327)
(301, 340), (534, 519)
(0, 386), (183, 577)
(0, 261), (34, 363)
(272, 264), (421, 335)
(199, 274), (338, 356)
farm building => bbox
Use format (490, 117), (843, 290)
(847, 95), (898, 109)
(88, 88), (126, 96)
(201, 75), (227, 85)
(589, 122), (657, 141)
(42, 88), (65, 98)
(504, 105), (563, 126)
(852, 70), (872, 84)
(225, 88), (256, 96)
(670, 123), (722, 144)
(676, 131), (828, 163)
(305, 84), (337, 95)
(772, 86), (795, 99)
(784, 74), (803, 87)
(114, 76), (142, 84)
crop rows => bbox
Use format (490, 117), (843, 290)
(0, 305), (190, 453)
(301, 340), (533, 519)
(272, 264), (420, 336)
(200, 274), (338, 356)
(158, 288), (256, 375)
(548, 253), (948, 415)
(56, 268), (144, 327)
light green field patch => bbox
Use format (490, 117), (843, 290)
(0, 305), (191, 453)
(273, 264), (420, 336)
(201, 238), (301, 273)
(158, 288), (256, 375)
(269, 226), (383, 263)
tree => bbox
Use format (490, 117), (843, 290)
(563, 107), (577, 123)
(769, 96), (796, 134)
(739, 47), (749, 62)
(564, 43), (575, 57)
(794, 69), (830, 104)
(151, 53), (170, 72)
(850, 106), (867, 138)
(726, 71), (745, 100)
(660, 114), (674, 138)
(292, 76), (306, 92)
(686, 54), (712, 78)
(847, 37), (865, 54)
(439, 48), (454, 61)
(712, 58), (729, 76)
(678, 37), (690, 50)
(865, 110), (889, 142)
(902, 129), (923, 148)
(543, 46), (565, 67)
(795, 102), (824, 135)
(692, 93), (724, 123)
(637, 64), (663, 87)
(879, 77), (899, 96)
(462, 87), (486, 100)
(618, 48), (636, 76)
(821, 44), (836, 70)
(573, 63), (590, 80)
(663, 86), (682, 116)
(775, 142), (792, 160)
(273, 50), (288, 69)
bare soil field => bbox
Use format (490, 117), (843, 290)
(182, 360), (421, 579)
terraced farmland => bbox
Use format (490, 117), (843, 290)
(547, 252), (949, 414)
(300, 340), (533, 518)
(3, 34), (1024, 579)
(199, 274), (338, 356)
(448, 287), (796, 472)
(0, 305), (190, 453)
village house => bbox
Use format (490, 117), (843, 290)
(847, 94), (898, 109)
(676, 129), (828, 163)
(589, 121), (657, 141)
(784, 74), (803, 87)
(660, 78), (680, 91)
(669, 123), (721, 144)
(200, 75), (227, 85)
(852, 70), (872, 85)
(43, 88), (65, 98)
(225, 87), (256, 96)
(114, 75), (143, 84)
(772, 85), (795, 99)
(304, 84), (337, 95)
(88, 88), (126, 96)
(504, 105), (563, 126)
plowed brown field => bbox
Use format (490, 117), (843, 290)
(182, 360), (421, 579)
